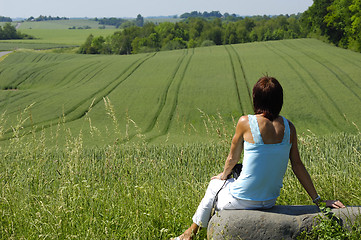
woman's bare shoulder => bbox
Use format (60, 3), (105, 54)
(285, 118), (296, 131)
(237, 115), (249, 126)
(284, 117), (297, 141)
(236, 115), (250, 132)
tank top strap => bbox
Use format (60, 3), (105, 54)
(248, 115), (264, 144)
(281, 116), (291, 144)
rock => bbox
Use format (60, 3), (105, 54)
(207, 205), (361, 240)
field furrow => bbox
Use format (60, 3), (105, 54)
(224, 45), (244, 115)
(297, 39), (361, 69)
(163, 50), (194, 135)
(303, 51), (361, 104)
(1, 39), (361, 145)
(143, 49), (195, 142)
(0, 53), (155, 139)
(284, 41), (361, 92)
(230, 45), (252, 102)
(229, 45), (253, 114)
(0, 91), (35, 110)
(74, 62), (111, 87)
(143, 50), (187, 134)
(54, 61), (101, 87)
(0, 62), (60, 89)
(264, 43), (340, 129)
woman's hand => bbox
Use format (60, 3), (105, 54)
(324, 200), (345, 208)
(211, 173), (224, 180)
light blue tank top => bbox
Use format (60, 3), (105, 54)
(229, 115), (292, 201)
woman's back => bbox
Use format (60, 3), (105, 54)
(243, 115), (288, 144)
(229, 114), (292, 201)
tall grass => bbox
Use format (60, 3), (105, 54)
(1, 103), (360, 239)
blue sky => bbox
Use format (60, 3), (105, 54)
(1, 0), (313, 18)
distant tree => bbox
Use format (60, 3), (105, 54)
(121, 21), (136, 29)
(78, 34), (94, 54)
(224, 22), (237, 44)
(135, 14), (144, 27)
(91, 36), (105, 53)
(27, 15), (69, 21)
(0, 16), (12, 22)
(161, 37), (187, 51)
(0, 23), (19, 39)
(98, 17), (126, 28)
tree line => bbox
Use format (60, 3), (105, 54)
(94, 14), (145, 28)
(180, 11), (223, 19)
(0, 16), (12, 22)
(78, 1), (361, 55)
(27, 15), (69, 21)
(0, 23), (33, 40)
(78, 14), (306, 55)
(302, 0), (361, 52)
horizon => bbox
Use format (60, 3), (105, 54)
(1, 0), (313, 19)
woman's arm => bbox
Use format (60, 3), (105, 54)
(212, 116), (246, 180)
(289, 121), (345, 208)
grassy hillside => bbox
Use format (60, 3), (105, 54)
(1, 38), (361, 146)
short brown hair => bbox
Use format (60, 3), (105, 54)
(252, 76), (283, 121)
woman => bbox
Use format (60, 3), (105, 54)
(173, 76), (345, 240)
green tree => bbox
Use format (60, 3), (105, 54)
(324, 0), (352, 47)
(135, 14), (144, 27)
(91, 36), (105, 54)
(224, 22), (238, 44)
(349, 0), (361, 50)
(1, 23), (18, 39)
(78, 34), (94, 54)
(302, 0), (334, 35)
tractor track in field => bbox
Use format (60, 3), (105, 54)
(17, 68), (55, 88)
(298, 49), (361, 104)
(32, 53), (48, 63)
(230, 45), (253, 106)
(142, 49), (194, 143)
(297, 40), (361, 71)
(269, 42), (347, 119)
(55, 61), (101, 87)
(8, 62), (61, 89)
(143, 50), (187, 134)
(162, 49), (194, 136)
(284, 41), (361, 92)
(264, 43), (340, 129)
(224, 45), (244, 115)
(0, 91), (36, 110)
(0, 53), (156, 140)
(73, 61), (111, 87)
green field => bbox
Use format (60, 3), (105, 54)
(17, 19), (116, 30)
(1, 38), (361, 146)
(1, 28), (117, 46)
(0, 19), (115, 29)
(1, 19), (118, 50)
(1, 38), (361, 239)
